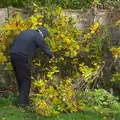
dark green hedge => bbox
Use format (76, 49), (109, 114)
(0, 0), (93, 9)
(0, 0), (119, 10)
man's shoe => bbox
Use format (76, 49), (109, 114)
(17, 103), (34, 111)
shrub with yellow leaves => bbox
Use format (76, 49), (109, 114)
(0, 4), (106, 116)
(32, 77), (84, 116)
(111, 47), (120, 58)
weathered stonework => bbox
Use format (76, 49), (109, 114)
(0, 8), (8, 24)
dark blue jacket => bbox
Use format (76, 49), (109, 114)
(11, 29), (53, 59)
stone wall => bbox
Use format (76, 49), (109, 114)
(65, 9), (120, 46)
(0, 6), (30, 25)
(0, 6), (119, 33)
(65, 9), (120, 27)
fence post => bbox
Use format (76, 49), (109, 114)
(7, 6), (12, 22)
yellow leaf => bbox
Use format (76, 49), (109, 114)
(2, 118), (6, 120)
(89, 22), (99, 32)
(52, 97), (59, 104)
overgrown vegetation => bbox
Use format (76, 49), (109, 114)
(0, 2), (120, 118)
(0, 0), (94, 8)
(80, 89), (120, 116)
(0, 0), (120, 11)
(0, 93), (120, 120)
(0, 0), (120, 10)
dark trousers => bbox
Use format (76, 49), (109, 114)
(11, 54), (31, 105)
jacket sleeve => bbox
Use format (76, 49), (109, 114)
(35, 35), (53, 58)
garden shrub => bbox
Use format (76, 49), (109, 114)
(0, 4), (111, 116)
(109, 47), (120, 96)
(0, 0), (94, 9)
(80, 89), (120, 115)
(109, 21), (120, 96)
(32, 78), (85, 116)
(38, 0), (94, 9)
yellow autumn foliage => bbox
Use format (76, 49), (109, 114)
(0, 5), (105, 117)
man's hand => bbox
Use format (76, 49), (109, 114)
(51, 55), (55, 60)
(50, 52), (55, 60)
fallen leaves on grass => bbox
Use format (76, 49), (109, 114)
(2, 118), (6, 120)
(9, 105), (15, 108)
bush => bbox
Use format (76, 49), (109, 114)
(0, 0), (94, 9)
(80, 89), (120, 115)
(38, 0), (94, 9)
(0, 4), (108, 116)
(32, 78), (85, 116)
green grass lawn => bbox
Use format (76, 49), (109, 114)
(0, 106), (104, 120)
(0, 95), (120, 120)
(1, 104), (120, 120)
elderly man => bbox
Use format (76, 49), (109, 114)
(10, 26), (54, 107)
